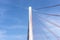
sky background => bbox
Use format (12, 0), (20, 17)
(0, 0), (60, 40)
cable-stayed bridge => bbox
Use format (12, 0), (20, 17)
(28, 5), (60, 40)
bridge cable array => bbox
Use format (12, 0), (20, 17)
(34, 13), (60, 40)
(36, 4), (60, 10)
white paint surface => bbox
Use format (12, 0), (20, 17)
(29, 6), (33, 40)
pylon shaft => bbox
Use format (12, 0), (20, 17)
(29, 6), (33, 40)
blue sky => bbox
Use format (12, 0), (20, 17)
(0, 0), (25, 40)
(0, 0), (60, 40)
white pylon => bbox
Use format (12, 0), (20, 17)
(29, 6), (33, 40)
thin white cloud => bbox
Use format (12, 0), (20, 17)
(0, 29), (27, 40)
(0, 16), (25, 29)
(6, 25), (27, 29)
(0, 30), (7, 40)
(5, 34), (27, 40)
